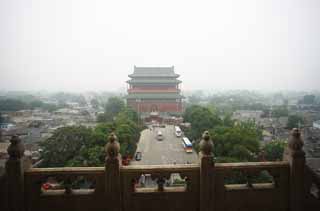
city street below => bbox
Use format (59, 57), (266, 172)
(130, 125), (198, 165)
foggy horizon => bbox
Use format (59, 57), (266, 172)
(1, 0), (320, 92)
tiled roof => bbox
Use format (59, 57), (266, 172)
(129, 66), (179, 78)
(126, 93), (184, 99)
(127, 78), (181, 84)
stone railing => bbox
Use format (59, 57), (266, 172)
(304, 164), (320, 210)
(121, 164), (199, 211)
(214, 161), (289, 211)
(1, 129), (320, 211)
(24, 167), (105, 211)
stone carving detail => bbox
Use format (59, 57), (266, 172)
(105, 132), (120, 158)
(7, 135), (25, 159)
(288, 128), (303, 151)
(199, 131), (213, 155)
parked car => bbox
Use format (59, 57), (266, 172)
(135, 152), (142, 161)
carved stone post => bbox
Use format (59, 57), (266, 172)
(105, 132), (122, 211)
(283, 128), (305, 211)
(199, 131), (215, 211)
(5, 135), (25, 211)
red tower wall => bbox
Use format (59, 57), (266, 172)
(127, 100), (182, 113)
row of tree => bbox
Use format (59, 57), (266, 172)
(183, 105), (286, 162)
(0, 99), (62, 112)
(40, 97), (142, 167)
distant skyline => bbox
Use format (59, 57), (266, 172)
(1, 0), (320, 92)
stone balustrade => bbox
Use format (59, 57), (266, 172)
(0, 129), (319, 211)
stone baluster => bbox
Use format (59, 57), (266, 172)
(105, 132), (122, 211)
(283, 128), (306, 211)
(156, 176), (166, 192)
(199, 131), (215, 211)
(5, 135), (25, 211)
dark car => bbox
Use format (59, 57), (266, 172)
(135, 152), (142, 161)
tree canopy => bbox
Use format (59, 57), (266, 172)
(40, 126), (102, 167)
(97, 97), (125, 122)
(262, 140), (287, 161)
(211, 121), (261, 162)
(272, 105), (289, 118)
(90, 98), (100, 109)
(40, 106), (142, 167)
(287, 115), (304, 129)
(0, 112), (4, 123)
(0, 98), (61, 112)
(0, 99), (28, 111)
(184, 105), (262, 162)
(183, 105), (221, 141)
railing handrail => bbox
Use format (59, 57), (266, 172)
(24, 162), (289, 175)
(215, 161), (289, 170)
(121, 164), (199, 173)
(25, 167), (105, 175)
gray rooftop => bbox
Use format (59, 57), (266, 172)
(129, 66), (179, 78)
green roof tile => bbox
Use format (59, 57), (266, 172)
(129, 66), (179, 78)
(127, 78), (181, 84)
(126, 93), (184, 99)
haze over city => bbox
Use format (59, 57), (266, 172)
(1, 0), (320, 92)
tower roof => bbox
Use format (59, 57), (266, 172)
(129, 66), (179, 78)
(125, 93), (184, 99)
(127, 78), (181, 84)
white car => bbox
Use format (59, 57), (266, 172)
(156, 131), (164, 141)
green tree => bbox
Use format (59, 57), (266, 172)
(96, 107), (141, 157)
(262, 140), (287, 161)
(0, 99), (28, 111)
(183, 105), (221, 140)
(105, 97), (125, 116)
(116, 107), (139, 124)
(29, 100), (44, 108)
(114, 112), (141, 157)
(39, 126), (101, 167)
(287, 115), (304, 129)
(90, 98), (99, 109)
(272, 106), (288, 118)
(210, 121), (261, 162)
(0, 112), (4, 123)
(94, 123), (114, 137)
(98, 97), (125, 122)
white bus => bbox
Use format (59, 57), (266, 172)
(174, 126), (182, 137)
(182, 137), (193, 153)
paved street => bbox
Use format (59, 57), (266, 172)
(130, 125), (198, 165)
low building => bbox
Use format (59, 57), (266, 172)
(313, 120), (320, 129)
(232, 110), (263, 122)
(0, 123), (15, 131)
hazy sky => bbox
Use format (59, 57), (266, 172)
(1, 0), (320, 92)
